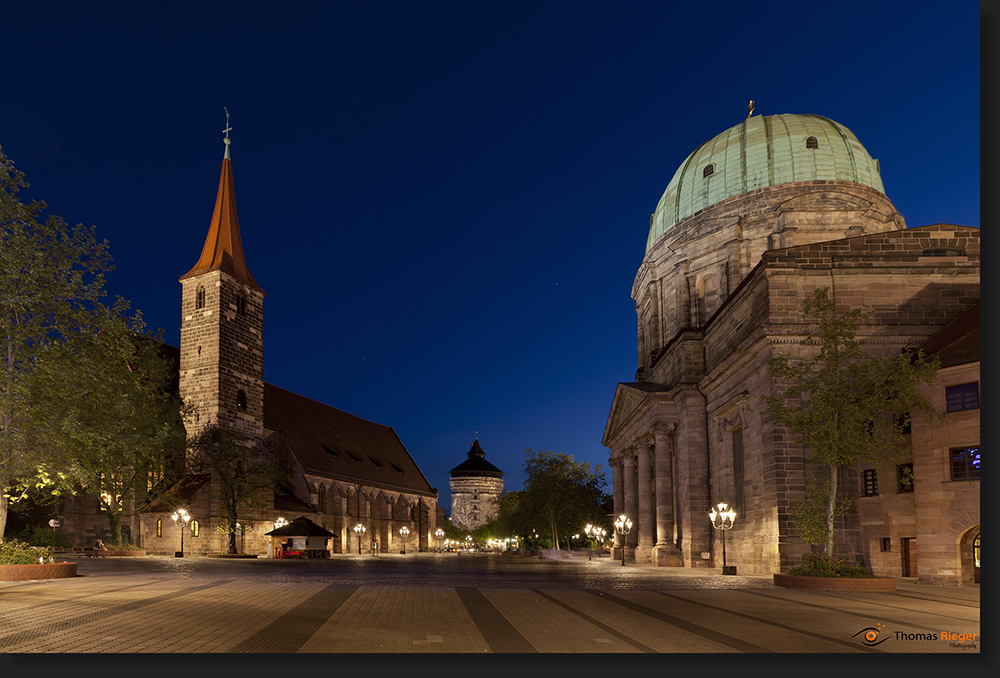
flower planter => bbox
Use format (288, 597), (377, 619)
(773, 573), (895, 591)
(0, 562), (78, 581)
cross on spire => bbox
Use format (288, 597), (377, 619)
(223, 107), (232, 159)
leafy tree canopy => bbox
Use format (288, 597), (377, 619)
(490, 450), (609, 551)
(760, 287), (940, 556)
(188, 425), (285, 554)
(2, 144), (181, 543)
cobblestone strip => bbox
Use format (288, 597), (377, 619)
(456, 587), (536, 653)
(228, 584), (358, 653)
(529, 590), (657, 652)
(744, 590), (980, 630)
(0, 578), (173, 623)
(0, 579), (230, 651)
(649, 590), (879, 653)
(585, 590), (772, 653)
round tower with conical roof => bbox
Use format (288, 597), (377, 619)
(448, 439), (504, 531)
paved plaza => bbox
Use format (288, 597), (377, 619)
(0, 551), (981, 659)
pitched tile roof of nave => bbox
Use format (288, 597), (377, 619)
(263, 382), (437, 496)
(152, 344), (435, 496)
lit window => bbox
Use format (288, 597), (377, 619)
(191, 520), (200, 538)
(862, 469), (878, 497)
(946, 383), (979, 412)
(156, 519), (162, 537)
(897, 463), (914, 493)
(805, 136), (818, 149)
(950, 447), (980, 481)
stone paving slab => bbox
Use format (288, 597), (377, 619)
(0, 554), (980, 655)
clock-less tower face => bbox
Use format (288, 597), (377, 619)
(179, 271), (264, 441)
(178, 144), (266, 444)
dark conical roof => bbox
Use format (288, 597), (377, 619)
(264, 516), (337, 538)
(448, 439), (503, 477)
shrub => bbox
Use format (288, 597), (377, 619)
(786, 553), (874, 578)
(115, 543), (142, 551)
(0, 539), (53, 565)
(18, 525), (71, 548)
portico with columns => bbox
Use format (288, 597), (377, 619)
(603, 112), (979, 576)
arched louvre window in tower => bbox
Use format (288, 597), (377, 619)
(196, 286), (206, 309)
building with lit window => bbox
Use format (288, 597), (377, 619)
(603, 112), (979, 583)
(56, 133), (441, 556)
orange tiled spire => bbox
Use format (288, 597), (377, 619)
(180, 118), (264, 295)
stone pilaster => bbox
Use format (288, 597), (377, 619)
(622, 449), (638, 555)
(610, 455), (624, 558)
(652, 423), (683, 566)
(635, 438), (654, 563)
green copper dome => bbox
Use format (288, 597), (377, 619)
(646, 114), (885, 252)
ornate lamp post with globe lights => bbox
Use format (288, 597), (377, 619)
(613, 514), (632, 567)
(434, 528), (444, 552)
(171, 509), (191, 557)
(353, 523), (366, 555)
(709, 502), (738, 575)
(585, 523), (606, 561)
(399, 525), (410, 554)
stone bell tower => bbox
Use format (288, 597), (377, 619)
(178, 116), (266, 446)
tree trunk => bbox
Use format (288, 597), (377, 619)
(0, 478), (8, 542)
(826, 462), (838, 557)
(228, 509), (239, 554)
(107, 508), (122, 547)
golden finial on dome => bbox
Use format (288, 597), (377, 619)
(747, 100), (755, 120)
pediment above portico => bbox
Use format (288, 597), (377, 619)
(603, 382), (675, 449)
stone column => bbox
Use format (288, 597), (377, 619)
(610, 455), (624, 555)
(652, 423), (683, 566)
(622, 449), (638, 552)
(635, 438), (654, 562)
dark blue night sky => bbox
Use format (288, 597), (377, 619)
(0, 2), (980, 509)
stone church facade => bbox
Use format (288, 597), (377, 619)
(56, 133), (441, 556)
(603, 113), (980, 583)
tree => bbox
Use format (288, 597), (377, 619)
(26, 301), (188, 546)
(517, 449), (608, 551)
(1, 144), (113, 540)
(760, 287), (940, 557)
(188, 425), (284, 554)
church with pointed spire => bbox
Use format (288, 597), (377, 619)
(55, 120), (443, 557)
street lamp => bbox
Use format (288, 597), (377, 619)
(614, 514), (632, 567)
(399, 525), (410, 554)
(709, 502), (737, 575)
(584, 524), (606, 561)
(171, 509), (191, 557)
(434, 528), (444, 552)
(353, 523), (366, 555)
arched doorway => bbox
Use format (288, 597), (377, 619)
(958, 525), (980, 585)
(973, 533), (980, 584)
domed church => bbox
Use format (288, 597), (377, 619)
(603, 111), (980, 582)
